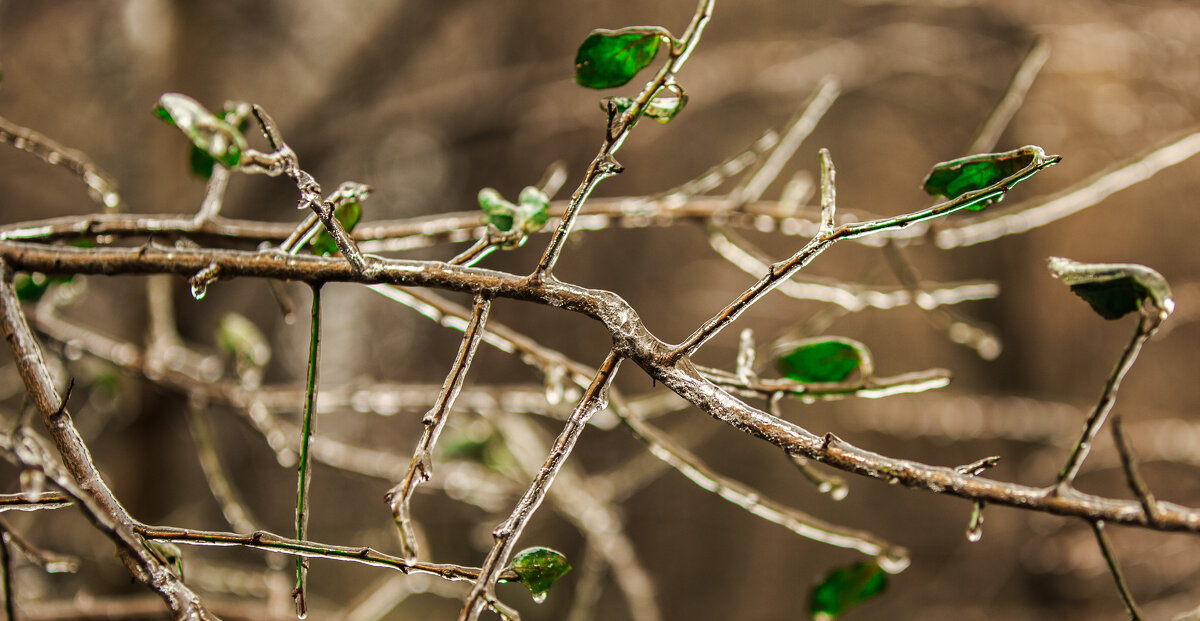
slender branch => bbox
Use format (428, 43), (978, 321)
(1057, 313), (1160, 489)
(459, 352), (623, 621)
(185, 395), (260, 533)
(966, 37), (1050, 155)
(1089, 520), (1144, 621)
(733, 78), (839, 205)
(1110, 415), (1159, 523)
(0, 114), (120, 209)
(0, 492), (72, 512)
(387, 295), (492, 560)
(0, 260), (216, 619)
(0, 529), (12, 621)
(533, 0), (715, 279)
(673, 146), (1059, 359)
(294, 285), (322, 617)
(134, 524), (517, 584)
(0, 516), (78, 574)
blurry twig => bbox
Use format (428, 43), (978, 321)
(1090, 520), (1145, 621)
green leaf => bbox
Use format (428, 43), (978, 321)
(310, 200), (363, 256)
(510, 547), (571, 600)
(600, 85), (688, 125)
(922, 148), (1038, 211)
(574, 29), (663, 89)
(517, 186), (550, 232)
(777, 338), (871, 383)
(1047, 257), (1174, 320)
(14, 272), (72, 302)
(154, 93), (247, 169)
(810, 561), (887, 620)
(190, 145), (217, 179)
(478, 188), (515, 232)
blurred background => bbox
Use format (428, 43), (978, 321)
(0, 0), (1198, 619)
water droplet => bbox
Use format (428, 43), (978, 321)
(189, 278), (208, 300)
(63, 340), (83, 361)
(966, 501), (985, 543)
(532, 591), (548, 604)
(828, 482), (849, 501)
(20, 469), (45, 501)
(877, 549), (911, 574)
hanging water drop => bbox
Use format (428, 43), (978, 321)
(532, 591), (548, 604)
(966, 501), (985, 542)
(189, 278), (208, 300)
(63, 340), (84, 361)
(828, 481), (849, 501)
(876, 548), (911, 574)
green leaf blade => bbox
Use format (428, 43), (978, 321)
(810, 561), (887, 620)
(922, 148), (1038, 211)
(1047, 257), (1174, 320)
(574, 29), (662, 89)
(154, 93), (247, 169)
(777, 338), (868, 383)
(510, 547), (571, 600)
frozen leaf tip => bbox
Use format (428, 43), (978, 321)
(1047, 257), (1173, 320)
(510, 546), (571, 600)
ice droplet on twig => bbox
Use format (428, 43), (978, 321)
(966, 501), (985, 542)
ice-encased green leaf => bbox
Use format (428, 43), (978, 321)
(478, 187), (515, 232)
(510, 547), (571, 599)
(922, 148), (1038, 211)
(1047, 257), (1174, 320)
(310, 200), (363, 256)
(601, 90), (688, 125)
(517, 186), (550, 231)
(154, 93), (247, 168)
(810, 561), (887, 620)
(777, 338), (870, 383)
(574, 29), (662, 89)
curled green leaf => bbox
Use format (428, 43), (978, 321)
(922, 147), (1039, 211)
(600, 83), (688, 125)
(1047, 257), (1174, 320)
(574, 28), (664, 89)
(154, 93), (247, 169)
(810, 561), (887, 620)
(777, 337), (872, 384)
(478, 187), (515, 232)
(510, 546), (571, 601)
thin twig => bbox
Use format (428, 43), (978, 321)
(0, 114), (120, 209)
(1110, 415), (1158, 523)
(533, 0), (715, 279)
(459, 352), (623, 621)
(1057, 313), (1161, 489)
(294, 285), (322, 617)
(387, 295), (492, 560)
(0, 516), (78, 574)
(673, 146), (1059, 359)
(1089, 520), (1145, 621)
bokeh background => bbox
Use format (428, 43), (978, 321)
(0, 0), (1198, 619)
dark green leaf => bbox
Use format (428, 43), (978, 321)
(922, 148), (1037, 211)
(310, 200), (363, 256)
(190, 145), (216, 179)
(574, 29), (662, 89)
(777, 338), (869, 383)
(154, 93), (247, 168)
(510, 547), (571, 599)
(14, 272), (72, 302)
(1047, 257), (1174, 320)
(478, 188), (515, 232)
(810, 561), (887, 620)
